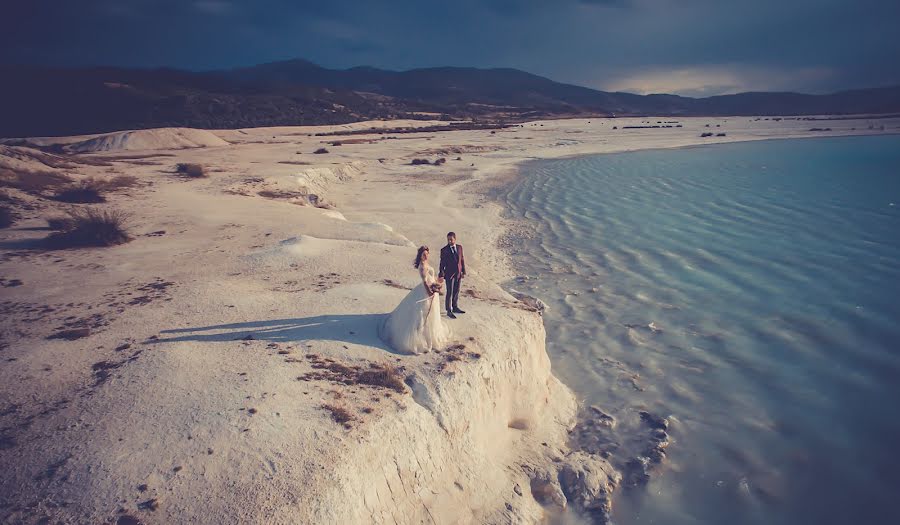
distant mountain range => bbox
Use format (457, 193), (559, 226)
(2, 59), (899, 137)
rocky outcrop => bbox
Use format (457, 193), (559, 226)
(308, 307), (578, 524)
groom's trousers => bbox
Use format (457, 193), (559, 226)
(445, 275), (461, 313)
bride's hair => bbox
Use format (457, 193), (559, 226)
(414, 245), (429, 268)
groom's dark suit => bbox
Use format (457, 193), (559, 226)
(439, 243), (466, 313)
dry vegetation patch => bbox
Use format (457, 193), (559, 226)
(45, 208), (131, 249)
(0, 168), (72, 194)
(52, 179), (107, 203)
(299, 355), (407, 394)
(322, 403), (355, 427)
(175, 163), (206, 178)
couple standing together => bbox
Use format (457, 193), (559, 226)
(380, 232), (466, 354)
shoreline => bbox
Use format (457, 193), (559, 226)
(2, 116), (899, 524)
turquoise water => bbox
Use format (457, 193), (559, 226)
(500, 136), (900, 524)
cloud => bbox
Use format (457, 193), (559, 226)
(600, 64), (837, 96)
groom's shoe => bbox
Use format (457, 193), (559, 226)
(447, 312), (457, 319)
(452, 308), (466, 314)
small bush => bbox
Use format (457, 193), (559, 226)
(175, 163), (206, 178)
(716, 133), (727, 137)
(434, 158), (447, 165)
(700, 132), (714, 137)
(0, 205), (14, 228)
(410, 158), (430, 165)
(53, 180), (106, 203)
(313, 148), (329, 154)
(45, 208), (131, 249)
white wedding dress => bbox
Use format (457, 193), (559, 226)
(380, 263), (450, 354)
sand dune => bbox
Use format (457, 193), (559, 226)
(64, 128), (230, 153)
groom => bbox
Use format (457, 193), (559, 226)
(438, 231), (466, 319)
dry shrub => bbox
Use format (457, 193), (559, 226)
(313, 148), (329, 154)
(322, 403), (354, 425)
(53, 179), (106, 203)
(0, 205), (14, 228)
(45, 208), (131, 248)
(434, 157), (447, 165)
(175, 163), (206, 178)
(357, 363), (406, 393)
(0, 168), (72, 193)
(47, 216), (75, 231)
(410, 158), (430, 165)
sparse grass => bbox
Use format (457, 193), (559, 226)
(51, 176), (137, 203)
(313, 148), (329, 154)
(299, 356), (406, 394)
(175, 163), (206, 178)
(100, 175), (140, 191)
(357, 363), (406, 393)
(0, 205), (14, 228)
(322, 403), (354, 425)
(52, 180), (107, 203)
(45, 208), (131, 249)
(0, 168), (72, 194)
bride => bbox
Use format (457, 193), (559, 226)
(380, 246), (450, 354)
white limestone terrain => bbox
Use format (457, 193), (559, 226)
(1, 115), (897, 524)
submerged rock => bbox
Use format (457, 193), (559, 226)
(639, 411), (669, 431)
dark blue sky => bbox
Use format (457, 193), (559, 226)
(2, 0), (898, 96)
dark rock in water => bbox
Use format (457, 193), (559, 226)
(650, 428), (668, 441)
(589, 405), (616, 428)
(639, 411), (669, 430)
(558, 451), (621, 523)
(623, 456), (652, 486)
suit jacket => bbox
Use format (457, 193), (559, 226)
(439, 243), (465, 278)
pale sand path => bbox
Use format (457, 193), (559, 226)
(1, 116), (897, 524)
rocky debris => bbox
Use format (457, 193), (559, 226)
(529, 471), (567, 509)
(528, 451), (621, 524)
(558, 451), (621, 523)
(508, 289), (548, 314)
(589, 405), (616, 428)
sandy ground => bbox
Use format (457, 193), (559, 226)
(1, 115), (898, 525)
